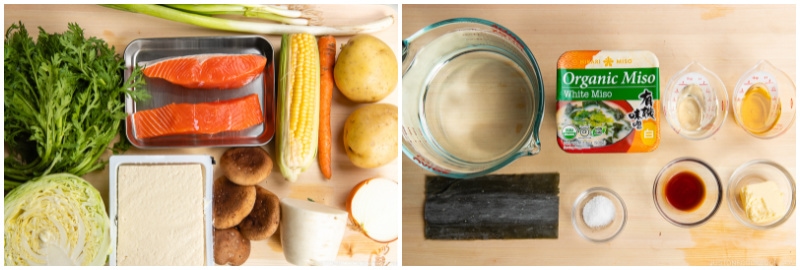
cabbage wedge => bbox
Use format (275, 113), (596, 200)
(4, 173), (111, 266)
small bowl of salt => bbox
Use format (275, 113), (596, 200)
(572, 187), (627, 242)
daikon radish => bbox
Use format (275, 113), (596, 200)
(279, 198), (347, 266)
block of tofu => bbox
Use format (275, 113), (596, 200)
(109, 155), (214, 266)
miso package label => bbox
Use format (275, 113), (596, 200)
(556, 50), (660, 153)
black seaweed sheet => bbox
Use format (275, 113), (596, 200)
(424, 173), (560, 240)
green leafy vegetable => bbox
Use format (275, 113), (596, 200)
(4, 22), (148, 191)
(4, 173), (111, 265)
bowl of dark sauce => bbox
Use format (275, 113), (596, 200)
(653, 157), (722, 227)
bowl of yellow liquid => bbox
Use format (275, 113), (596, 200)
(732, 60), (796, 139)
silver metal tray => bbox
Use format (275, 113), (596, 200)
(123, 36), (275, 148)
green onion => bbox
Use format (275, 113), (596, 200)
(101, 4), (394, 36)
(163, 4), (318, 26)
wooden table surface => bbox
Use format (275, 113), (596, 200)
(4, 4), (399, 266)
(401, 4), (796, 266)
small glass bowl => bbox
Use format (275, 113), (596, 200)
(572, 187), (627, 242)
(727, 160), (796, 229)
(653, 157), (722, 227)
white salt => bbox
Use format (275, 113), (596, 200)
(582, 195), (615, 228)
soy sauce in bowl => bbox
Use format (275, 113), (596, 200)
(653, 157), (722, 227)
(665, 171), (706, 211)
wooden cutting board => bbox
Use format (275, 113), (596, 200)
(402, 4), (795, 266)
(4, 4), (399, 266)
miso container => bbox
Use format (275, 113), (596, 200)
(556, 50), (660, 153)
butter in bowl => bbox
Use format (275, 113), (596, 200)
(727, 159), (796, 230)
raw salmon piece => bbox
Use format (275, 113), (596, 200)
(143, 54), (267, 89)
(133, 94), (264, 139)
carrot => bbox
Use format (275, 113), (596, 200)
(318, 35), (335, 179)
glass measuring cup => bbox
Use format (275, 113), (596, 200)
(663, 62), (728, 140)
(732, 60), (796, 139)
(402, 18), (544, 178)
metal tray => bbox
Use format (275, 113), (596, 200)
(123, 36), (275, 148)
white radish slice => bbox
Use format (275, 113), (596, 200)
(346, 177), (398, 243)
(279, 198), (348, 266)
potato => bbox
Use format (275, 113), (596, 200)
(343, 104), (398, 168)
(334, 34), (398, 103)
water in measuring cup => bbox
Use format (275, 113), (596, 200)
(422, 48), (534, 164)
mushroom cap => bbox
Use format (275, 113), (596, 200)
(213, 227), (251, 266)
(220, 147), (273, 186)
(212, 176), (256, 229)
(239, 185), (281, 241)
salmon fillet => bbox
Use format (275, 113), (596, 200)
(143, 54), (267, 89)
(133, 94), (264, 139)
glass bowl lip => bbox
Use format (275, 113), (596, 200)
(652, 157), (723, 228)
(572, 186), (628, 242)
(726, 159), (797, 230)
(401, 17), (545, 179)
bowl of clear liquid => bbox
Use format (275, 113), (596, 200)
(402, 18), (544, 178)
(663, 62), (728, 140)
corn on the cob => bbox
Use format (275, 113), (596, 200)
(277, 33), (320, 182)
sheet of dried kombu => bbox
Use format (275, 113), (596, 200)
(424, 173), (559, 240)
